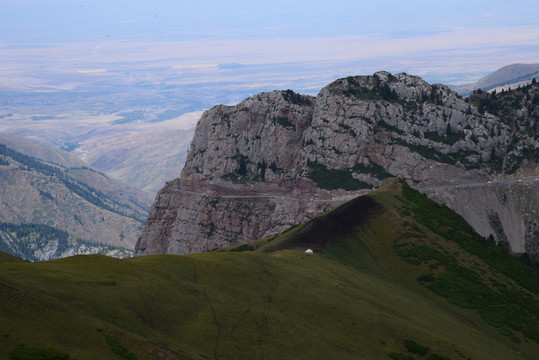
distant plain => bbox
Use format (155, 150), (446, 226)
(2, 1), (539, 194)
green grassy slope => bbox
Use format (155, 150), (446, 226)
(0, 179), (537, 359)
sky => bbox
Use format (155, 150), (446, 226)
(1, 0), (538, 92)
(1, 0), (539, 43)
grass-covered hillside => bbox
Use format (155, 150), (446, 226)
(1, 179), (538, 359)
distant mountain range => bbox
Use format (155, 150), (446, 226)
(1, 179), (536, 359)
(452, 63), (539, 95)
(0, 133), (152, 260)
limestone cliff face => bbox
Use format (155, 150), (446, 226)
(180, 91), (315, 194)
(136, 91), (357, 255)
(136, 72), (539, 256)
(426, 180), (539, 254)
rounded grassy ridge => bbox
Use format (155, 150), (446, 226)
(1, 179), (537, 359)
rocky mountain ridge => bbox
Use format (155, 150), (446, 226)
(136, 72), (539, 256)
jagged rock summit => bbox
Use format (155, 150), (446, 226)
(136, 71), (539, 256)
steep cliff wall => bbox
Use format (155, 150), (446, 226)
(136, 91), (366, 255)
(426, 179), (539, 254)
(136, 72), (539, 256)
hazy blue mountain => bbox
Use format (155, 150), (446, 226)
(452, 63), (539, 95)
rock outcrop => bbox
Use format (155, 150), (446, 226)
(136, 72), (539, 256)
(425, 180), (539, 254)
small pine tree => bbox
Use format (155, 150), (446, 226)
(237, 156), (247, 176)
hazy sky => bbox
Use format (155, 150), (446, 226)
(2, 0), (538, 42)
(1, 0), (538, 88)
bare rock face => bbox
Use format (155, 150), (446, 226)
(136, 72), (539, 256)
(425, 180), (539, 254)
